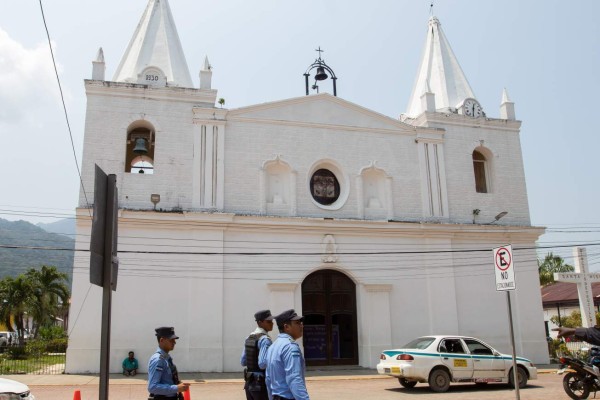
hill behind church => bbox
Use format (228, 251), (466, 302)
(0, 218), (74, 282)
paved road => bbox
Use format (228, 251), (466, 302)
(27, 373), (569, 400)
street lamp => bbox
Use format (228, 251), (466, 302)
(489, 211), (508, 224)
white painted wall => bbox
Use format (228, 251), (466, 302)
(69, 85), (547, 373)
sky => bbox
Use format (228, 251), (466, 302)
(0, 0), (599, 267)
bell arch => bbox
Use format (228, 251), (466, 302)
(125, 121), (156, 174)
(301, 269), (358, 366)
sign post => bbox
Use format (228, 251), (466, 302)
(89, 165), (119, 400)
(493, 245), (520, 400)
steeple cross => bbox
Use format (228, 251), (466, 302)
(555, 247), (600, 327)
(315, 46), (325, 59)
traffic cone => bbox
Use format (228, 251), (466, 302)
(183, 388), (191, 400)
(73, 389), (82, 400)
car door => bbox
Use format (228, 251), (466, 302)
(463, 338), (505, 379)
(438, 338), (473, 380)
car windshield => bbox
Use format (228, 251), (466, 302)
(402, 337), (435, 349)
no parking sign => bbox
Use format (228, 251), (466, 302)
(493, 245), (516, 291)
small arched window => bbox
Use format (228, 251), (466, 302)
(125, 126), (155, 174)
(472, 150), (488, 193)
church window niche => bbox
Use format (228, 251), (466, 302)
(125, 125), (155, 174)
(472, 149), (490, 193)
(357, 162), (393, 220)
(308, 160), (349, 211)
(260, 156), (296, 216)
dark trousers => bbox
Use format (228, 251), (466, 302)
(244, 375), (269, 400)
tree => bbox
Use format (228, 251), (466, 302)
(26, 266), (70, 336)
(0, 276), (34, 344)
(538, 252), (574, 286)
(0, 266), (70, 342)
(218, 98), (225, 108)
(550, 310), (600, 328)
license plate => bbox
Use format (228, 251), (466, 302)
(391, 366), (401, 374)
(454, 359), (467, 367)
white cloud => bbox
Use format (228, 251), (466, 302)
(0, 27), (61, 123)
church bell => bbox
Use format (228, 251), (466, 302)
(314, 66), (328, 81)
(132, 137), (149, 155)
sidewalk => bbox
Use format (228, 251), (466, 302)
(0, 364), (562, 386)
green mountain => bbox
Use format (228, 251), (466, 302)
(0, 218), (74, 282)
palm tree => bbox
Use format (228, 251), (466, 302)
(0, 276), (34, 344)
(26, 266), (70, 336)
(538, 253), (574, 286)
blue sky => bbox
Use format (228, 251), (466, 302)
(1, 0), (599, 267)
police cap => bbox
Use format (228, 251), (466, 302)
(155, 326), (179, 339)
(274, 309), (304, 324)
(254, 309), (274, 322)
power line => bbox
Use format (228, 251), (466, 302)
(3, 241), (600, 255)
(37, 0), (92, 219)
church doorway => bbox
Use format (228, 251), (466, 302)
(301, 269), (358, 366)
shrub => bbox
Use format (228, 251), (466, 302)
(6, 346), (28, 360)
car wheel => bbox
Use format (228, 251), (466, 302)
(508, 366), (528, 389)
(429, 368), (451, 393)
(398, 378), (417, 388)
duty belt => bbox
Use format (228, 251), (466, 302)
(273, 396), (294, 400)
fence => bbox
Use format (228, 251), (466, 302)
(0, 346), (65, 375)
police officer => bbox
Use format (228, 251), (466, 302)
(266, 309), (309, 400)
(148, 327), (190, 400)
(241, 309), (274, 400)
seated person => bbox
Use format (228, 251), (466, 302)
(122, 351), (139, 376)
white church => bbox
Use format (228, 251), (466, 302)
(66, 0), (549, 373)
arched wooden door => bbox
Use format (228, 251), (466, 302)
(301, 269), (358, 366)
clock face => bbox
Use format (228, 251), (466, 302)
(463, 99), (483, 118)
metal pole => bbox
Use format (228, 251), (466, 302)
(332, 77), (337, 97)
(506, 291), (520, 400)
(304, 74), (309, 95)
(99, 174), (116, 400)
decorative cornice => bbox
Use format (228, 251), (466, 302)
(84, 80), (217, 104)
(227, 116), (424, 136)
(407, 111), (522, 132)
(75, 208), (544, 242)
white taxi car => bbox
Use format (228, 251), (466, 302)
(376, 335), (537, 392)
(0, 377), (35, 399)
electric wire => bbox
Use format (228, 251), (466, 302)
(37, 0), (92, 220)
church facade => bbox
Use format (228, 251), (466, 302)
(66, 0), (548, 373)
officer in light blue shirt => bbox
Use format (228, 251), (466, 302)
(266, 309), (309, 400)
(147, 326), (190, 400)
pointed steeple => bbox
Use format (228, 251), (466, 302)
(500, 88), (516, 120)
(199, 56), (212, 90)
(112, 0), (193, 88)
(92, 47), (105, 80)
(405, 16), (477, 118)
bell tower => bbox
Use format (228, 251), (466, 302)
(79, 0), (222, 212)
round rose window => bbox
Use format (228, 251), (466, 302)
(310, 169), (340, 205)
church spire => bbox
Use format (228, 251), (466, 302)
(405, 16), (477, 118)
(112, 0), (193, 88)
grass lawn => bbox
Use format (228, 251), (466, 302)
(0, 353), (65, 374)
